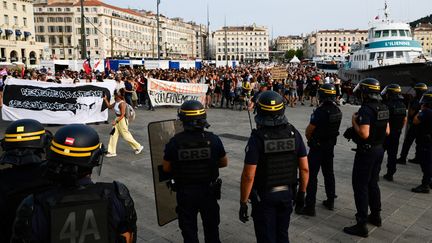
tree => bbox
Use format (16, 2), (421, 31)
(284, 49), (296, 60)
(295, 49), (304, 59)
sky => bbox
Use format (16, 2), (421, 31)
(104, 0), (432, 36)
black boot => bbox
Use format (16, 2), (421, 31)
(297, 205), (316, 216)
(322, 199), (334, 210)
(343, 223), (368, 237)
(396, 157), (406, 165)
(383, 174), (393, 182)
(411, 184), (430, 193)
(367, 214), (382, 227)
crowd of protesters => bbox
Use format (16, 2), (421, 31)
(0, 63), (357, 111)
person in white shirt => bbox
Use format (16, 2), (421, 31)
(103, 88), (143, 157)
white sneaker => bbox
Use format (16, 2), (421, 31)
(106, 153), (117, 158)
(135, 146), (144, 155)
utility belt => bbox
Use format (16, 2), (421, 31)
(308, 137), (336, 148)
(251, 185), (291, 203)
(354, 143), (383, 152)
(168, 178), (222, 200)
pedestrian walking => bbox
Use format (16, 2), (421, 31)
(103, 89), (143, 157)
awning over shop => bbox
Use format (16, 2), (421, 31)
(15, 30), (22, 36)
(5, 29), (13, 35)
(24, 31), (31, 37)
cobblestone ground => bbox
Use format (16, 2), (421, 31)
(1, 103), (431, 243)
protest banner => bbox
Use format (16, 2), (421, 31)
(1, 78), (116, 124)
(271, 67), (288, 80)
(147, 78), (207, 107)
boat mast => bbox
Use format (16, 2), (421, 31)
(384, 0), (389, 21)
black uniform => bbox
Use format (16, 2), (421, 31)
(11, 124), (137, 243)
(164, 130), (226, 243)
(220, 77), (233, 108)
(11, 178), (137, 243)
(383, 98), (406, 177)
(305, 101), (342, 209)
(399, 98), (420, 161)
(245, 124), (307, 243)
(0, 163), (53, 242)
(0, 119), (54, 243)
(353, 102), (389, 225)
(414, 108), (432, 187)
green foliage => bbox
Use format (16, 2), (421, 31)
(295, 49), (304, 59)
(284, 49), (296, 59)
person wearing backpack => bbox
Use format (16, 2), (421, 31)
(103, 88), (143, 158)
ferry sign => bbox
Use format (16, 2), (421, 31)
(366, 40), (422, 49)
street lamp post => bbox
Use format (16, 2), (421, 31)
(157, 0), (160, 60)
(80, 0), (87, 60)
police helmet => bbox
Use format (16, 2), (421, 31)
(353, 78), (381, 101)
(47, 124), (104, 172)
(1, 119), (50, 151)
(255, 91), (288, 126)
(381, 84), (403, 100)
(414, 83), (428, 97)
(318, 83), (337, 102)
(419, 91), (432, 107)
(178, 100), (209, 129)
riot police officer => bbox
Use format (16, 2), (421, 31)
(343, 78), (390, 237)
(411, 91), (432, 193)
(163, 100), (228, 243)
(239, 91), (309, 243)
(298, 84), (342, 216)
(11, 124), (137, 243)
(381, 84), (407, 181)
(0, 119), (54, 243)
(397, 83), (428, 164)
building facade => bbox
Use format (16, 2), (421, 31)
(213, 25), (269, 62)
(303, 29), (368, 58)
(413, 23), (432, 56)
(275, 35), (303, 51)
(0, 0), (48, 65)
(34, 0), (207, 60)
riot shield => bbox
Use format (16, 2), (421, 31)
(148, 119), (183, 226)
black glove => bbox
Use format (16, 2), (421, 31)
(295, 191), (305, 213)
(239, 202), (249, 223)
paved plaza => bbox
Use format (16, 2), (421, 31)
(1, 104), (431, 243)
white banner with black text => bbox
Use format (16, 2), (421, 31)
(147, 78), (208, 107)
(1, 78), (116, 124)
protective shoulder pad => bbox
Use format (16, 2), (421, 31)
(113, 181), (137, 237)
(11, 195), (35, 243)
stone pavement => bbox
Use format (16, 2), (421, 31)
(1, 103), (431, 243)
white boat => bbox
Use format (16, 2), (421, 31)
(339, 1), (432, 89)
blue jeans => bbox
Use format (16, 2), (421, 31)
(251, 189), (293, 243)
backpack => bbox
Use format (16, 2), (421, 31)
(122, 101), (136, 122)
